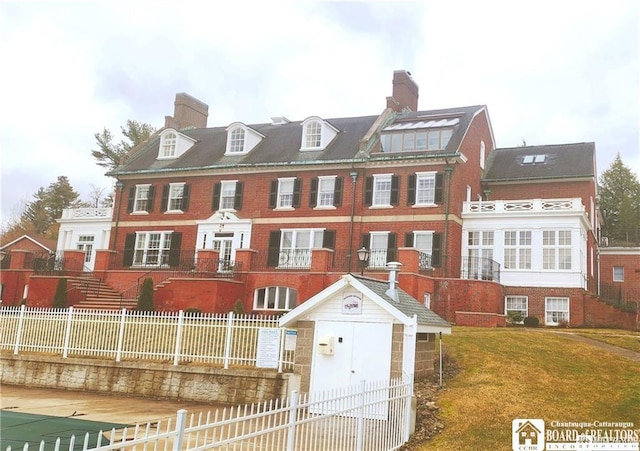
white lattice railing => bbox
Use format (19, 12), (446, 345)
(0, 306), (294, 371)
(463, 198), (584, 214)
(5, 377), (413, 451)
(59, 207), (113, 220)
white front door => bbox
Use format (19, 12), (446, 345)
(310, 320), (392, 418)
(212, 234), (234, 271)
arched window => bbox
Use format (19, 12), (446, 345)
(305, 121), (322, 148)
(160, 132), (177, 158)
(229, 127), (245, 153)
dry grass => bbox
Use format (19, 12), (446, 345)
(420, 327), (640, 451)
(570, 328), (640, 353)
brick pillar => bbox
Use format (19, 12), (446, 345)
(8, 250), (31, 269)
(234, 248), (256, 272)
(311, 248), (334, 272)
(197, 249), (219, 271)
(63, 250), (86, 272)
(397, 247), (420, 273)
(94, 250), (114, 271)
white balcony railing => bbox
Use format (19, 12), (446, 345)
(463, 198), (584, 215)
(59, 207), (113, 220)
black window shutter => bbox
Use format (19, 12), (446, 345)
(161, 185), (169, 212)
(292, 179), (302, 208)
(123, 233), (136, 267)
(322, 230), (335, 249)
(269, 180), (278, 208)
(387, 233), (397, 262)
(168, 232), (182, 267)
(267, 231), (281, 267)
(405, 232), (414, 247)
(334, 177), (343, 207)
(407, 174), (416, 205)
(434, 173), (444, 204)
(146, 185), (156, 212)
(364, 176), (373, 206)
(182, 184), (190, 211)
(390, 175), (400, 206)
(212, 183), (221, 211)
(432, 233), (442, 267)
(234, 181), (244, 210)
(361, 233), (370, 249)
(309, 178), (318, 207)
(127, 187), (135, 213)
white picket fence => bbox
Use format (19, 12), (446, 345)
(5, 377), (413, 451)
(0, 306), (295, 371)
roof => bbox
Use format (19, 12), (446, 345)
(110, 104), (489, 176)
(279, 274), (451, 333)
(483, 142), (595, 182)
(0, 234), (57, 252)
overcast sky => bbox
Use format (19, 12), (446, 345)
(1, 1), (638, 226)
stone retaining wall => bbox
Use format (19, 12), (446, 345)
(1, 352), (299, 405)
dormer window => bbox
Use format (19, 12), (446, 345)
(380, 116), (458, 153)
(160, 132), (177, 157)
(225, 123), (264, 155)
(157, 129), (196, 160)
(300, 116), (338, 151)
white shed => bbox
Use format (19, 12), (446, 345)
(279, 269), (451, 396)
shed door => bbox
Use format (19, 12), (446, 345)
(310, 320), (392, 393)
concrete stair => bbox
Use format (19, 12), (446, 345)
(69, 274), (137, 310)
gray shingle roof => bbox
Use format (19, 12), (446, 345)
(483, 142), (595, 182)
(354, 276), (451, 328)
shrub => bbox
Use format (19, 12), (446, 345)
(136, 278), (155, 311)
(53, 278), (67, 309)
(233, 299), (245, 315)
(523, 316), (539, 327)
(506, 311), (523, 325)
(557, 320), (570, 328)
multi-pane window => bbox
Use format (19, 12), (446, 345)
(504, 231), (532, 269)
(134, 232), (172, 266)
(613, 266), (624, 282)
(229, 127), (245, 153)
(76, 235), (94, 263)
(415, 172), (436, 205)
(373, 175), (392, 206)
(254, 287), (298, 311)
(545, 297), (569, 325)
(305, 121), (322, 148)
(543, 230), (572, 270)
(370, 232), (391, 268)
(160, 132), (177, 158)
(167, 183), (185, 211)
(381, 129), (453, 152)
(220, 181), (237, 210)
(413, 232), (434, 253)
(467, 231), (494, 279)
(505, 296), (528, 321)
(317, 176), (336, 207)
(134, 185), (151, 212)
(277, 178), (295, 208)
(279, 229), (324, 268)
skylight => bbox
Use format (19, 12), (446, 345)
(523, 154), (546, 164)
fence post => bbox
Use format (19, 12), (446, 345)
(173, 409), (188, 451)
(286, 391), (299, 451)
(62, 306), (74, 359)
(13, 304), (27, 355)
(356, 380), (365, 451)
(223, 311), (234, 369)
(173, 310), (185, 366)
(115, 308), (127, 362)
(278, 327), (285, 373)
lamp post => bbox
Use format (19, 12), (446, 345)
(356, 246), (369, 276)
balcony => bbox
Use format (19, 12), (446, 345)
(460, 256), (501, 282)
(463, 198), (584, 215)
(59, 207), (113, 221)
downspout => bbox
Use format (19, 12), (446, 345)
(443, 163), (454, 277)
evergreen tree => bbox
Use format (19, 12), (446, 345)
(137, 277), (155, 311)
(91, 120), (155, 172)
(53, 278), (68, 309)
(599, 154), (640, 244)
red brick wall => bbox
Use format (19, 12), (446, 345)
(600, 252), (640, 293)
(431, 278), (505, 322)
(0, 270), (31, 306)
(154, 279), (244, 313)
(455, 312), (506, 327)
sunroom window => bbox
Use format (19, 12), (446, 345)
(254, 286), (297, 311)
(381, 129), (453, 152)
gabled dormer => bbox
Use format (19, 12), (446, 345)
(225, 122), (265, 155)
(300, 116), (339, 151)
(157, 128), (197, 160)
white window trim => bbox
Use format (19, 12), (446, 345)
(253, 286), (297, 311)
(372, 173), (393, 208)
(300, 116), (339, 151)
(277, 177), (296, 210)
(613, 266), (624, 282)
(159, 131), (177, 158)
(226, 126), (246, 154)
(315, 175), (337, 210)
(480, 141), (486, 169)
(133, 184), (151, 214)
(414, 171), (437, 207)
(542, 229), (572, 271)
(219, 180), (238, 211)
(505, 295), (528, 322)
(166, 182), (185, 213)
(278, 228), (325, 268)
(133, 231), (173, 267)
(545, 297), (570, 326)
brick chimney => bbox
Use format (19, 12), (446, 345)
(164, 93), (209, 129)
(386, 70), (419, 112)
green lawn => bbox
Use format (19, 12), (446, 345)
(570, 328), (640, 353)
(421, 327), (640, 450)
